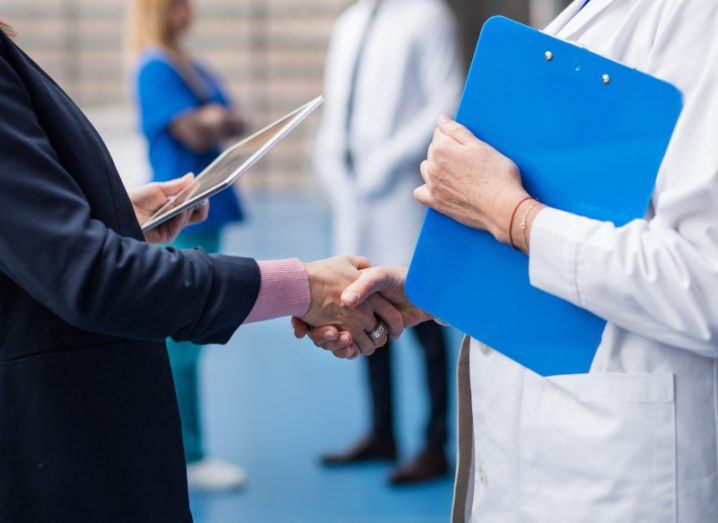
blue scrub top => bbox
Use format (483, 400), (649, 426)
(135, 49), (244, 233)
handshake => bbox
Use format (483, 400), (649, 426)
(293, 256), (433, 359)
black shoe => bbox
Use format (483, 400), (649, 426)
(320, 434), (397, 466)
(389, 447), (449, 485)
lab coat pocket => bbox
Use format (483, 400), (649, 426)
(519, 373), (676, 523)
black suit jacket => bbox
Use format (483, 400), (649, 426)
(0, 32), (261, 522)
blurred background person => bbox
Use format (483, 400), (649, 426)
(127, 0), (249, 491)
(314, 0), (464, 485)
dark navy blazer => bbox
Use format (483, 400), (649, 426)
(0, 31), (260, 522)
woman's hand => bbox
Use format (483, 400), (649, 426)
(129, 173), (209, 244)
(227, 108), (247, 137)
(416, 116), (545, 251)
(293, 266), (433, 356)
(300, 257), (407, 360)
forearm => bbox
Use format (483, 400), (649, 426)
(528, 207), (718, 356)
(169, 104), (232, 152)
(61, 226), (261, 344)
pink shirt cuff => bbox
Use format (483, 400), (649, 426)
(244, 259), (310, 324)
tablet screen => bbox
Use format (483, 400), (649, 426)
(141, 96), (323, 232)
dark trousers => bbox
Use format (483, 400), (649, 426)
(367, 321), (449, 451)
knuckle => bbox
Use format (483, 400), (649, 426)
(434, 142), (448, 157)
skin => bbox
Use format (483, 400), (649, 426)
(133, 1), (408, 360)
(417, 116), (546, 253)
(131, 177), (406, 357)
(137, 119), (545, 359)
(298, 116), (548, 350)
(294, 266), (425, 352)
(301, 257), (407, 360)
(130, 172), (209, 244)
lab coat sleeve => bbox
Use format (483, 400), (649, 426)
(0, 50), (261, 345)
(313, 20), (348, 196)
(529, 2), (718, 357)
(357, 8), (464, 197)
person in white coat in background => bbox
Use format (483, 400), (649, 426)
(301, 0), (718, 520)
(314, 0), (464, 484)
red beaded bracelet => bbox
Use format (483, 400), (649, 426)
(508, 196), (533, 250)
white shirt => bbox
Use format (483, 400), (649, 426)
(314, 0), (463, 265)
(466, 1), (718, 521)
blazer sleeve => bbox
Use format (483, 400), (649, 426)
(0, 50), (260, 345)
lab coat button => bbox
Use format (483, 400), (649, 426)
(478, 467), (488, 486)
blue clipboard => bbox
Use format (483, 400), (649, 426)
(406, 17), (682, 376)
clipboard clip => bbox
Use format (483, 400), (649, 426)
(543, 48), (612, 85)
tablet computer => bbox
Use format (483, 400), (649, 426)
(141, 95), (324, 233)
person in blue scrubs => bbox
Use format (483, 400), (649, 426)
(129, 0), (247, 491)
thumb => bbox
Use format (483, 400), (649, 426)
(159, 172), (195, 197)
(346, 255), (372, 270)
(291, 317), (309, 339)
(341, 268), (390, 308)
(414, 184), (432, 207)
(437, 115), (477, 146)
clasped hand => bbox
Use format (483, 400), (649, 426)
(294, 263), (431, 360)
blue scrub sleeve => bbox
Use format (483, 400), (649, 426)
(138, 59), (198, 138)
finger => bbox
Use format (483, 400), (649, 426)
(420, 160), (431, 184)
(352, 306), (379, 356)
(345, 255), (372, 270)
(438, 115), (478, 146)
(162, 211), (190, 244)
(158, 172), (196, 197)
(332, 345), (356, 360)
(354, 331), (376, 356)
(414, 184), (433, 207)
(315, 332), (354, 352)
(434, 317), (450, 327)
(189, 201), (210, 225)
(373, 333), (388, 350)
(347, 345), (362, 360)
(306, 325), (341, 344)
(291, 317), (309, 338)
(370, 295), (405, 339)
(341, 268), (392, 308)
(332, 347), (351, 359)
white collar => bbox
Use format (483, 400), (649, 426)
(544, 0), (616, 38)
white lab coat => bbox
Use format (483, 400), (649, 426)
(452, 1), (718, 522)
(314, 0), (463, 266)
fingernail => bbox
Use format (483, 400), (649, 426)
(324, 331), (337, 341)
(342, 291), (359, 306)
(339, 334), (351, 345)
